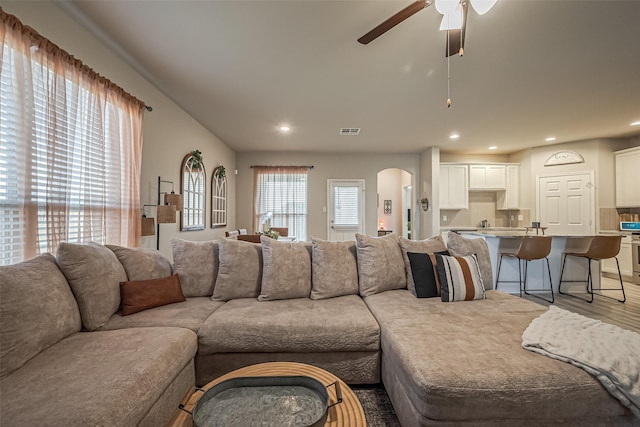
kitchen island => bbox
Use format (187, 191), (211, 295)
(456, 231), (598, 295)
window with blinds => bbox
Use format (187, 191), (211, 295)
(254, 167), (308, 241)
(1, 12), (143, 265)
(333, 186), (360, 227)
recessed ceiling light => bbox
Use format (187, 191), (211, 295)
(279, 126), (290, 132)
(631, 121), (640, 126)
(488, 146), (497, 150)
(449, 133), (460, 140)
(545, 137), (556, 142)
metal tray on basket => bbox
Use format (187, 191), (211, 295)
(190, 375), (342, 427)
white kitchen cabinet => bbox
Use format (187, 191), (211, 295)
(440, 164), (468, 209)
(497, 165), (520, 210)
(601, 235), (633, 277)
(469, 164), (506, 190)
(615, 147), (640, 207)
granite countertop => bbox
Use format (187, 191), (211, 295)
(458, 230), (594, 238)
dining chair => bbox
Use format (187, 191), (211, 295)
(269, 227), (288, 237)
(237, 234), (261, 243)
(495, 236), (554, 303)
(558, 235), (625, 303)
(225, 230), (239, 238)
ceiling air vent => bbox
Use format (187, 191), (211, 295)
(339, 128), (361, 136)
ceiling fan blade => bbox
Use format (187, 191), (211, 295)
(358, 0), (431, 45)
(445, 2), (467, 56)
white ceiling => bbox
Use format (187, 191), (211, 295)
(63, 0), (640, 154)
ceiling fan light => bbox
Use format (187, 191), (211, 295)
(470, 0), (497, 15)
(435, 0), (460, 16)
(439, 6), (464, 30)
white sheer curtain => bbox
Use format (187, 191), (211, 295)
(0, 11), (145, 265)
(253, 166), (308, 241)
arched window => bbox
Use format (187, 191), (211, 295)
(180, 153), (206, 231)
(211, 166), (227, 227)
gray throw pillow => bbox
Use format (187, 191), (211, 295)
(310, 238), (359, 300)
(259, 236), (312, 301)
(355, 233), (406, 297)
(0, 254), (81, 377)
(213, 238), (262, 301)
(171, 239), (218, 297)
(56, 242), (127, 331)
(106, 245), (172, 281)
(446, 231), (494, 288)
(398, 235), (448, 296)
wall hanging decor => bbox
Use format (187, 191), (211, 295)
(420, 197), (430, 212)
(181, 151), (206, 231)
(211, 165), (227, 227)
(384, 199), (392, 215)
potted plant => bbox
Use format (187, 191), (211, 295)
(420, 197), (430, 212)
(187, 150), (203, 169)
(214, 165), (226, 179)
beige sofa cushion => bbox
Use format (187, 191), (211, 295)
(107, 244), (172, 281)
(355, 233), (406, 296)
(259, 236), (311, 301)
(171, 239), (218, 297)
(212, 238), (262, 301)
(365, 290), (631, 423)
(198, 295), (380, 355)
(398, 235), (448, 296)
(446, 231), (493, 288)
(310, 238), (359, 300)
(56, 243), (126, 331)
(99, 297), (224, 333)
(0, 327), (197, 427)
(0, 253), (81, 378)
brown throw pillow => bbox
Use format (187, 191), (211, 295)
(120, 274), (186, 316)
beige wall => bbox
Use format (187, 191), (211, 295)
(5, 1), (237, 260)
(236, 152), (420, 240)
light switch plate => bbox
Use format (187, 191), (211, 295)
(518, 214), (524, 221)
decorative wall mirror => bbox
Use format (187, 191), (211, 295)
(180, 151), (206, 231)
(211, 166), (227, 227)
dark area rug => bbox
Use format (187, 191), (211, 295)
(352, 384), (401, 427)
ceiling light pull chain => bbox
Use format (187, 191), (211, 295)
(447, 30), (452, 108)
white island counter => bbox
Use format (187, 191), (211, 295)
(456, 231), (598, 295)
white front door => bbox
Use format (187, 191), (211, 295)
(328, 179), (365, 241)
(537, 172), (595, 236)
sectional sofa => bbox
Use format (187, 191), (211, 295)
(0, 232), (636, 426)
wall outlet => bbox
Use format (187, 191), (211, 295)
(442, 215), (447, 221)
(510, 215), (515, 221)
(518, 214), (524, 221)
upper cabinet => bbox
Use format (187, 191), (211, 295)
(616, 147), (640, 207)
(440, 163), (468, 209)
(497, 165), (520, 210)
(469, 164), (506, 190)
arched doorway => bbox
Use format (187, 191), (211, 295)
(377, 168), (413, 239)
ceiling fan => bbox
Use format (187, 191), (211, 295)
(358, 0), (497, 57)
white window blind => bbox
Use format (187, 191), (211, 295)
(1, 11), (144, 265)
(254, 167), (308, 241)
(333, 186), (360, 227)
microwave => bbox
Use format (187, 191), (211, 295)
(620, 221), (640, 231)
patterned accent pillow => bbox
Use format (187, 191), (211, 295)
(407, 250), (449, 298)
(398, 235), (448, 295)
(310, 238), (359, 300)
(120, 274), (186, 315)
(436, 254), (486, 302)
(355, 233), (406, 297)
(259, 236), (312, 301)
(446, 231), (494, 289)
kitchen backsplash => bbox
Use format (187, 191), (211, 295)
(441, 192), (531, 228)
(600, 207), (640, 230)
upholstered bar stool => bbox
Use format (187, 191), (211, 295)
(558, 235), (626, 303)
(495, 236), (554, 303)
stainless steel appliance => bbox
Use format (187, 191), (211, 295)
(632, 233), (640, 285)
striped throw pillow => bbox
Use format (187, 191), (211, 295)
(436, 254), (486, 302)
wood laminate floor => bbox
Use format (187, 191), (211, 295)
(523, 276), (640, 333)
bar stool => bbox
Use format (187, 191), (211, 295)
(558, 235), (626, 303)
(495, 236), (554, 303)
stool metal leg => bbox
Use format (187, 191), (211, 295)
(589, 257), (626, 303)
(523, 257), (554, 303)
(558, 254), (625, 303)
